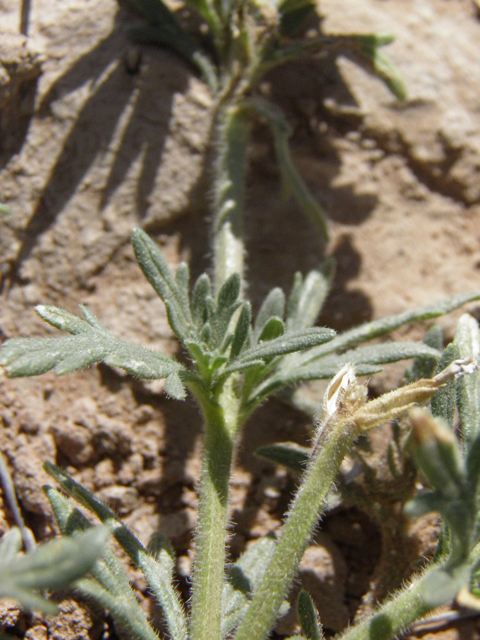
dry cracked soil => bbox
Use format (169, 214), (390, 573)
(1, 0), (480, 638)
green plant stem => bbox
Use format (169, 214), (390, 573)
(189, 377), (241, 640)
(339, 541), (480, 640)
(233, 420), (360, 640)
(212, 104), (251, 296)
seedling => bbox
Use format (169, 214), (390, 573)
(1, 0), (480, 638)
(1, 227), (480, 639)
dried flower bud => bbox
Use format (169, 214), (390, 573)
(314, 357), (478, 452)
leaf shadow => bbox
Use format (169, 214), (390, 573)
(10, 7), (190, 285)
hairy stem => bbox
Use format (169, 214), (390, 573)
(212, 104), (251, 296)
(339, 540), (480, 640)
(233, 420), (359, 640)
(189, 378), (241, 640)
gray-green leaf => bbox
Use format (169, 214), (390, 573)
(297, 589), (323, 640)
(0, 526), (108, 614)
(455, 314), (480, 446)
(0, 305), (186, 400)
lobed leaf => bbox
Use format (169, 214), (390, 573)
(131, 228), (193, 345)
(347, 34), (406, 101)
(214, 273), (243, 346)
(45, 487), (140, 596)
(0, 307), (187, 399)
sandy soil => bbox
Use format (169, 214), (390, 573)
(1, 0), (480, 637)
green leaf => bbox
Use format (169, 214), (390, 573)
(290, 291), (480, 367)
(221, 358), (265, 374)
(353, 34), (407, 101)
(192, 274), (212, 328)
(45, 487), (140, 596)
(217, 272), (241, 312)
(405, 325), (443, 382)
(229, 327), (335, 369)
(45, 484), (162, 640)
(125, 24), (219, 93)
(277, 0), (316, 35)
(254, 288), (286, 339)
(222, 534), (289, 637)
(0, 306), (186, 399)
(230, 303), (252, 359)
(216, 304), (243, 348)
(258, 317), (285, 343)
(181, 0), (221, 37)
(0, 526), (108, 614)
(214, 273), (242, 345)
(306, 340), (441, 372)
(286, 273), (303, 325)
(404, 491), (444, 518)
(0, 527), (22, 563)
(245, 98), (329, 240)
(200, 322), (213, 345)
(76, 576), (161, 640)
(175, 262), (191, 318)
(420, 564), (472, 608)
(131, 227), (193, 345)
(455, 314), (480, 446)
(44, 464), (187, 640)
(164, 373), (186, 399)
(256, 442), (310, 473)
(297, 589), (323, 640)
(286, 260), (335, 330)
(408, 410), (474, 566)
(431, 343), (460, 427)
(259, 341), (440, 400)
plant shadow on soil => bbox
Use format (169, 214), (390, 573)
(2, 13), (388, 636)
(8, 5), (192, 286)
